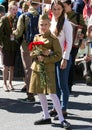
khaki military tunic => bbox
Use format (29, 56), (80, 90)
(29, 31), (62, 94)
(0, 15), (17, 51)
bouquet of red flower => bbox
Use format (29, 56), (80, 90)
(28, 41), (44, 51)
(28, 41), (47, 88)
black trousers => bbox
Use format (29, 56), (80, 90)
(68, 47), (79, 92)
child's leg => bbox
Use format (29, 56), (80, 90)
(49, 94), (64, 122)
(38, 94), (50, 119)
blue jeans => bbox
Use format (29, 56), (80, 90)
(55, 56), (72, 111)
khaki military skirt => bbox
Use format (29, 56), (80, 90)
(29, 70), (56, 94)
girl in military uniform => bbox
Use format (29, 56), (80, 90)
(28, 13), (71, 129)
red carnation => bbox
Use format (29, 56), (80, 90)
(28, 41), (44, 51)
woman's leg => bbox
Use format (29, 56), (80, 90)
(60, 57), (71, 112)
(8, 66), (14, 89)
(3, 65), (9, 91)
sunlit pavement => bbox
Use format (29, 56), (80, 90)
(0, 79), (92, 130)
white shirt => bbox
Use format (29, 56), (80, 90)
(50, 17), (73, 60)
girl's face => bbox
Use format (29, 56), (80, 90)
(9, 5), (18, 17)
(38, 19), (50, 34)
(51, 4), (63, 20)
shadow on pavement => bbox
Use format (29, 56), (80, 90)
(70, 90), (92, 97)
(51, 123), (92, 130)
(67, 114), (92, 124)
(0, 98), (41, 113)
(68, 101), (92, 111)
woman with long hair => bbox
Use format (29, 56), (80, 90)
(50, 0), (73, 119)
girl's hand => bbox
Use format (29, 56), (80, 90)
(42, 49), (51, 56)
(37, 55), (44, 62)
(60, 59), (67, 69)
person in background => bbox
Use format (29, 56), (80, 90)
(13, 0), (39, 102)
(87, 14), (92, 52)
(49, 0), (73, 119)
(28, 13), (71, 129)
(44, 4), (52, 20)
(0, 1), (18, 91)
(61, 0), (87, 93)
(75, 39), (92, 85)
(75, 14), (92, 84)
(0, 5), (5, 79)
(17, 0), (24, 17)
(0, 0), (8, 13)
(17, 0), (29, 17)
(22, 1), (29, 13)
(0, 4), (5, 18)
(72, 0), (85, 14)
(83, 0), (92, 25)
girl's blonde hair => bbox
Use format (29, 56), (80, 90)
(8, 1), (18, 9)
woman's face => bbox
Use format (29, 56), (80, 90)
(38, 19), (50, 34)
(9, 5), (18, 17)
(51, 3), (63, 20)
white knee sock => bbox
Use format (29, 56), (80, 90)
(38, 94), (50, 119)
(49, 94), (64, 122)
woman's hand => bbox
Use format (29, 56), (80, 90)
(0, 45), (3, 51)
(60, 59), (67, 69)
(84, 55), (92, 62)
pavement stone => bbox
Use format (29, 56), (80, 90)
(0, 80), (92, 130)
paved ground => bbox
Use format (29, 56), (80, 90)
(0, 79), (92, 130)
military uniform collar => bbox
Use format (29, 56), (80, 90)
(42, 31), (51, 37)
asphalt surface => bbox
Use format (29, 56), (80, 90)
(0, 79), (92, 130)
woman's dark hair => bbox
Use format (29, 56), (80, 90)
(63, 0), (73, 9)
(51, 0), (65, 36)
(63, 0), (72, 5)
(19, 0), (24, 8)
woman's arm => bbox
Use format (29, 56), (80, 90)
(63, 20), (73, 60)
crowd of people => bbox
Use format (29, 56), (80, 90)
(0, 0), (92, 129)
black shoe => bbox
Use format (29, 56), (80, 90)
(21, 86), (27, 92)
(61, 120), (71, 129)
(34, 118), (51, 125)
(5, 89), (10, 92)
(53, 111), (67, 120)
(49, 109), (57, 117)
(63, 111), (67, 118)
(53, 115), (58, 120)
(54, 114), (67, 121)
(19, 97), (35, 103)
(86, 76), (92, 85)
